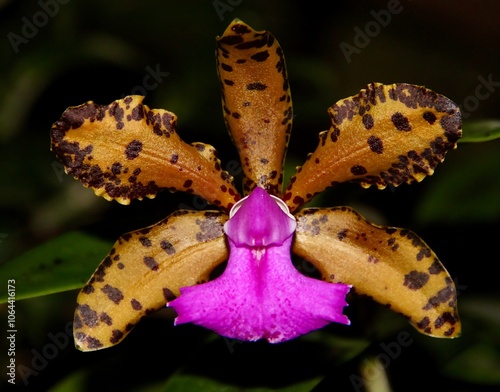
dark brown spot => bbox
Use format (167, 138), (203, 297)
(330, 126), (340, 142)
(195, 143), (205, 152)
(111, 162), (122, 175)
(351, 165), (367, 175)
(73, 315), (83, 330)
(440, 112), (462, 143)
(423, 286), (455, 310)
(416, 247), (431, 261)
(231, 23), (251, 35)
(101, 284), (124, 304)
(125, 140), (143, 160)
(428, 258), (444, 274)
(423, 111), (437, 124)
(143, 256), (159, 271)
(293, 195), (305, 206)
(195, 214), (225, 242)
(85, 336), (103, 349)
(139, 236), (152, 247)
(77, 304), (98, 327)
(246, 82), (267, 91)
(99, 312), (112, 326)
(362, 113), (374, 129)
(251, 50), (270, 62)
(163, 288), (177, 301)
(110, 329), (124, 344)
(368, 255), (379, 263)
(160, 240), (175, 255)
(121, 233), (132, 242)
(416, 316), (431, 331)
(391, 112), (412, 131)
(404, 271), (430, 290)
(434, 312), (457, 328)
(131, 104), (144, 120)
(131, 299), (143, 310)
(367, 136), (383, 154)
(337, 229), (348, 240)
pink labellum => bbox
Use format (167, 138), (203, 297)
(168, 187), (350, 343)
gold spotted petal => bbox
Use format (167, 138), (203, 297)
(51, 95), (241, 212)
(292, 207), (461, 338)
(217, 19), (292, 196)
(284, 83), (462, 212)
(73, 210), (229, 351)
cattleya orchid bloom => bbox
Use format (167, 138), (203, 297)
(50, 20), (461, 351)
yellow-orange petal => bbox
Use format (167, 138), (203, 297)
(217, 19), (292, 196)
(51, 95), (241, 212)
(73, 209), (229, 351)
(284, 83), (462, 212)
(292, 207), (460, 338)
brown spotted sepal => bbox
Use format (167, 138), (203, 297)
(292, 207), (460, 338)
(284, 83), (462, 212)
(217, 19), (293, 197)
(73, 209), (229, 351)
(51, 95), (241, 212)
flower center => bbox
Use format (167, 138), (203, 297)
(223, 187), (296, 248)
(228, 191), (295, 220)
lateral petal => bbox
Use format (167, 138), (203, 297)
(73, 210), (228, 351)
(217, 20), (293, 196)
(292, 207), (461, 338)
(51, 95), (241, 212)
(284, 83), (461, 212)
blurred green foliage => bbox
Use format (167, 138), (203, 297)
(1, 1), (500, 391)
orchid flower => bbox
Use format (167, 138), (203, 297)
(50, 20), (461, 351)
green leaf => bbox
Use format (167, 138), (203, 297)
(415, 139), (500, 224)
(161, 373), (321, 392)
(49, 370), (88, 392)
(460, 119), (500, 143)
(0, 231), (111, 303)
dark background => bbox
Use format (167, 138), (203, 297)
(1, 1), (499, 391)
